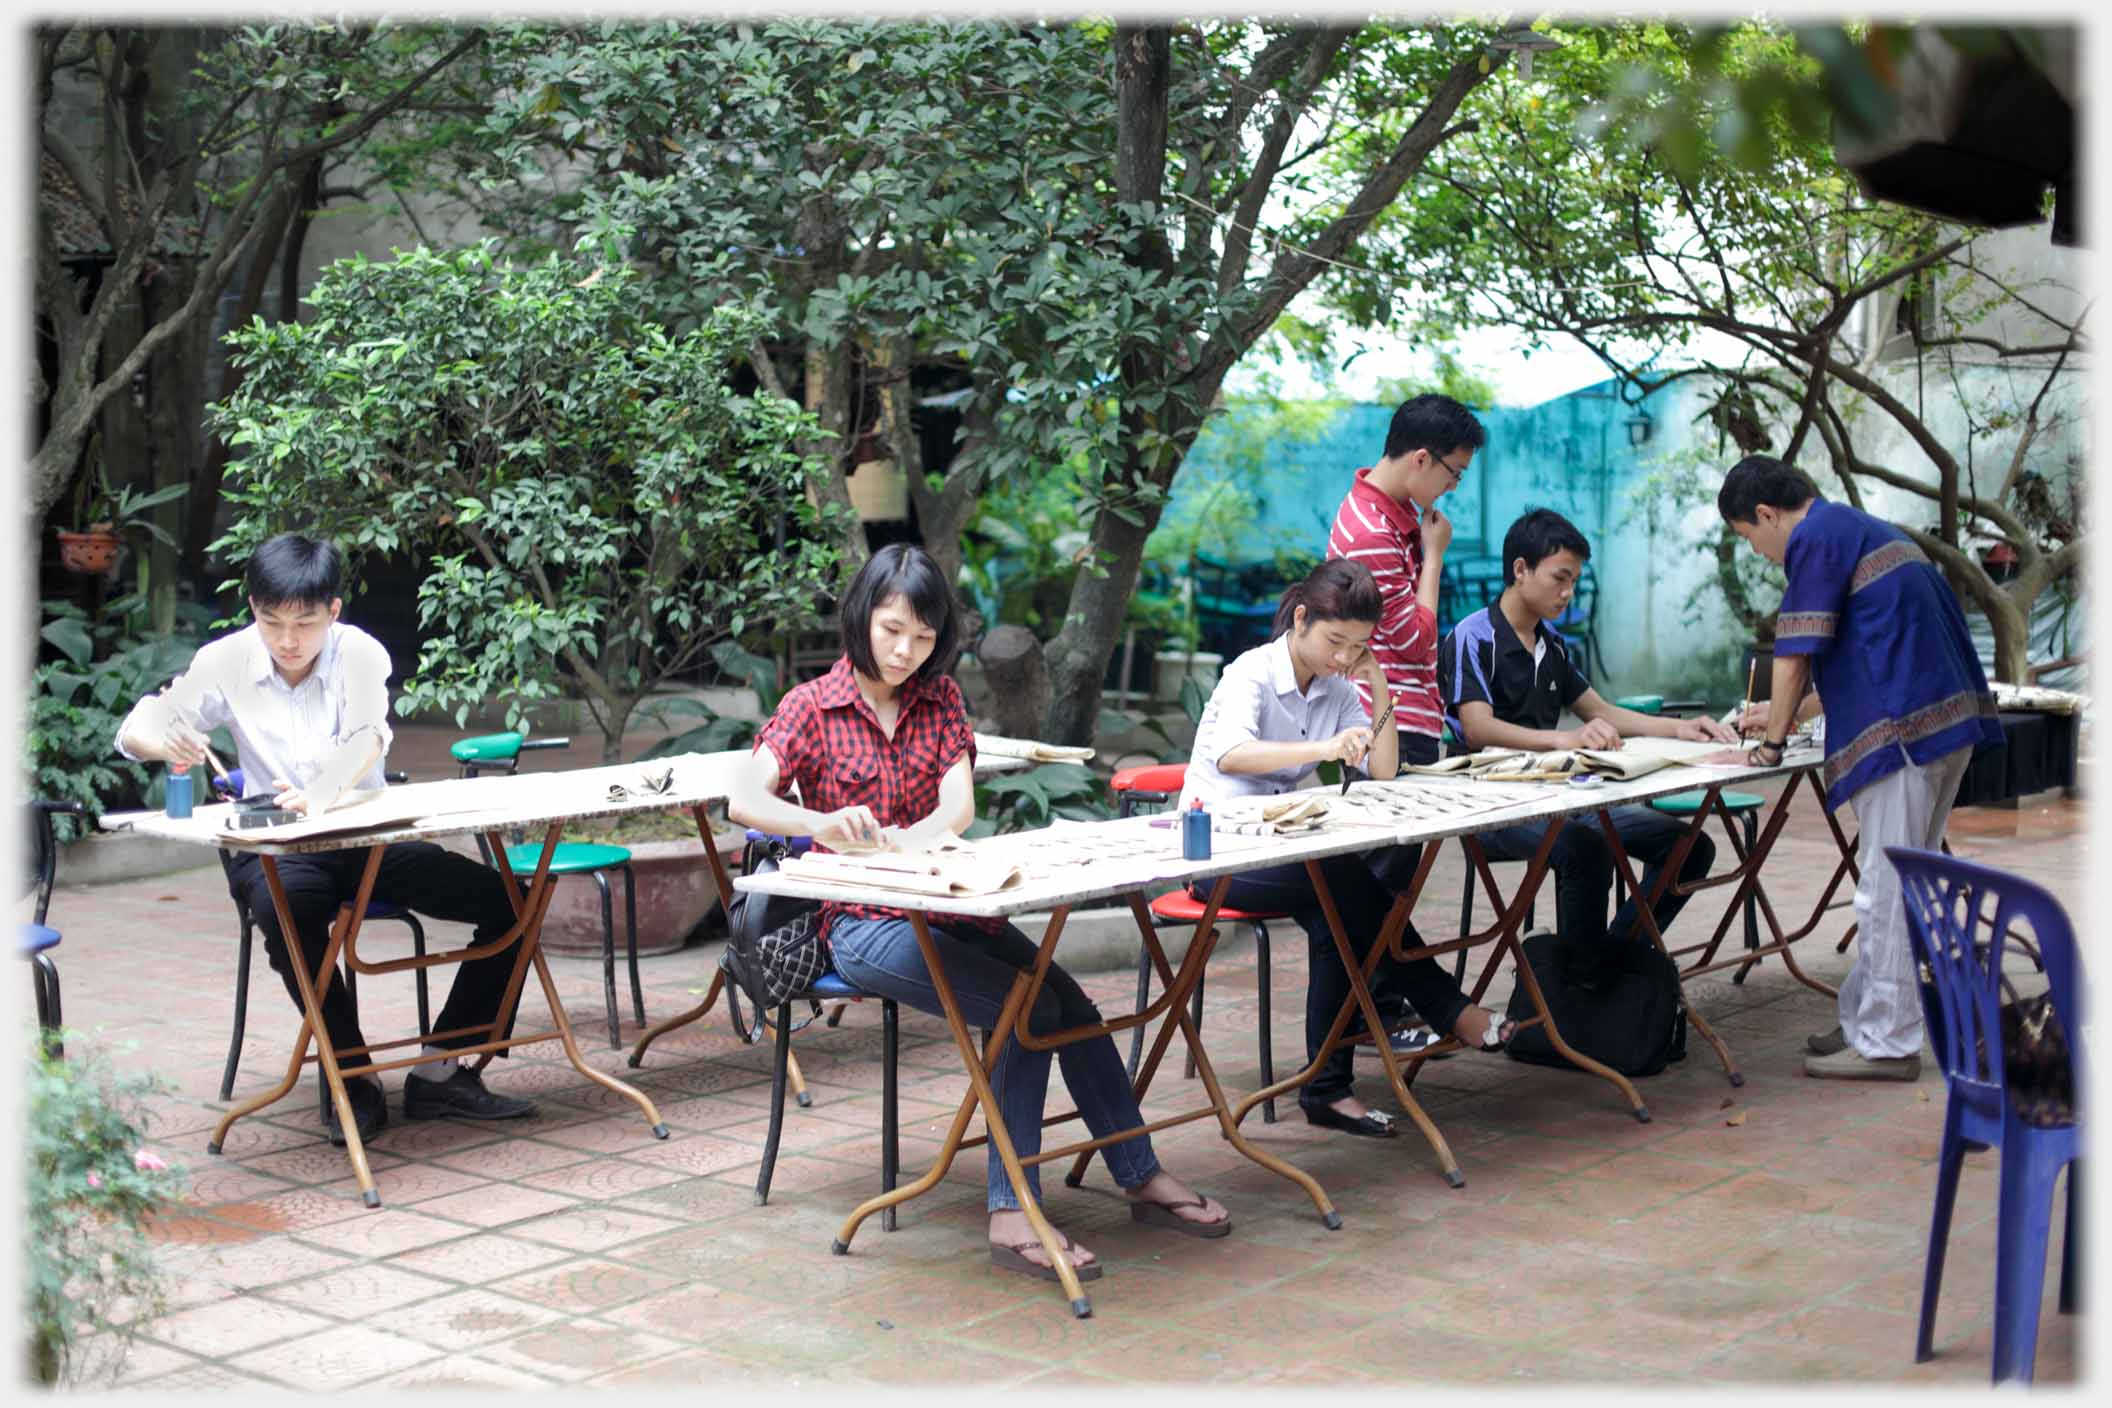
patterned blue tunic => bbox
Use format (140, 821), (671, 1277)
(1774, 500), (2002, 810)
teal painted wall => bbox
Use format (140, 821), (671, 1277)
(1167, 378), (1736, 702)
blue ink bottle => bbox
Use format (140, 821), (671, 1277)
(1181, 797), (1211, 861)
(165, 762), (194, 819)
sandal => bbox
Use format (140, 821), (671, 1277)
(1461, 1010), (1518, 1051)
(990, 1238), (1103, 1283)
(1129, 1195), (1232, 1239)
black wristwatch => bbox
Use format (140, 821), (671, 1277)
(1753, 737), (1787, 766)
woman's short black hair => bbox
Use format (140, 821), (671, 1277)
(1718, 455), (1820, 524)
(1501, 508), (1592, 584)
(840, 542), (960, 683)
(1384, 393), (1487, 461)
(245, 533), (344, 610)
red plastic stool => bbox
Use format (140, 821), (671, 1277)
(1113, 764), (1291, 1123)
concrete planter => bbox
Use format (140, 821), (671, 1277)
(57, 827), (217, 885)
(1151, 650), (1223, 707)
(536, 832), (744, 960)
(1009, 894), (1221, 974)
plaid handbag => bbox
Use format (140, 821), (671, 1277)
(719, 837), (828, 1039)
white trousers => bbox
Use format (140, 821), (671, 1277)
(1838, 745), (1973, 1058)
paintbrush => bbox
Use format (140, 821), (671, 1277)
(1739, 658), (1758, 737)
(1343, 686), (1397, 794)
(201, 744), (233, 789)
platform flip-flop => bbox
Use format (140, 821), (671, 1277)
(990, 1239), (1104, 1282)
(1129, 1196), (1233, 1239)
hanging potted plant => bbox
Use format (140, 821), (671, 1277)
(55, 464), (122, 574)
(55, 452), (188, 577)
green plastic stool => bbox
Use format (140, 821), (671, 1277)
(454, 732), (643, 1048)
(1647, 789), (1764, 976)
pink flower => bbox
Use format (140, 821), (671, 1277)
(134, 1150), (168, 1173)
(85, 1172), (102, 1189)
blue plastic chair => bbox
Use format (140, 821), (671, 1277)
(213, 768), (431, 1100)
(453, 733), (642, 1049)
(22, 799), (88, 1056)
(1890, 846), (2081, 1383)
(741, 830), (900, 1228)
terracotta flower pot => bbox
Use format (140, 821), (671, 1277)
(536, 831), (744, 960)
(56, 526), (122, 574)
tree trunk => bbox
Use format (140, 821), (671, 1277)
(1986, 592), (2030, 684)
(876, 332), (973, 593)
(182, 186), (295, 569)
(978, 625), (1049, 739)
(803, 340), (865, 577)
(1043, 24), (1176, 746)
(597, 697), (636, 766)
(143, 260), (197, 633)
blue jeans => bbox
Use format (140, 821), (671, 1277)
(829, 915), (1161, 1212)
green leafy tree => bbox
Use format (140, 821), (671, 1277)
(208, 242), (843, 762)
(33, 22), (490, 607)
(1357, 21), (2084, 681)
(376, 19), (1517, 743)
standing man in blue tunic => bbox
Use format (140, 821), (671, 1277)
(1707, 456), (2001, 1081)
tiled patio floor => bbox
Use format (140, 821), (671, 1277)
(37, 761), (2085, 1388)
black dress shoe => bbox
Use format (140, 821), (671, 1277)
(403, 1066), (534, 1122)
(1300, 1102), (1397, 1138)
(320, 1075), (387, 1146)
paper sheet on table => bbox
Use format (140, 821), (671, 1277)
(775, 844), (1025, 898)
(211, 786), (435, 842)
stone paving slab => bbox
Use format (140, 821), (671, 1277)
(31, 783), (2085, 1387)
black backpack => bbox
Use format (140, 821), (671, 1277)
(719, 837), (827, 1040)
(1503, 930), (1688, 1077)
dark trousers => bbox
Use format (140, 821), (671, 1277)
(226, 841), (525, 1060)
(1474, 804), (1715, 950)
(1213, 843), (1472, 1109)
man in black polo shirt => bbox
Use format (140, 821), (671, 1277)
(1438, 508), (1739, 966)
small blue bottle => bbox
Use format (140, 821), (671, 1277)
(1181, 797), (1211, 861)
(165, 762), (194, 819)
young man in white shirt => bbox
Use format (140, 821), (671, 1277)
(116, 534), (534, 1143)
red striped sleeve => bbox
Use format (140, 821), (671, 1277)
(1327, 485), (1442, 738)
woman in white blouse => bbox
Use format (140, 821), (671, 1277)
(1181, 558), (1514, 1139)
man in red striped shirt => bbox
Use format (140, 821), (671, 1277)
(1326, 393), (1487, 766)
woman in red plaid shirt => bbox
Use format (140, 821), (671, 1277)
(729, 544), (1231, 1285)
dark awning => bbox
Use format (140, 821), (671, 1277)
(1833, 28), (2077, 245)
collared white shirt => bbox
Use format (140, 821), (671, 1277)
(1179, 634), (1371, 810)
(115, 622), (394, 794)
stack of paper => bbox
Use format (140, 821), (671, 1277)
(973, 733), (1098, 763)
(1213, 795), (1331, 835)
(775, 846), (1026, 898)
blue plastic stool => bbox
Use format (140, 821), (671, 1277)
(23, 799), (86, 1056)
(741, 830), (899, 1228)
(21, 924), (62, 1048)
(1893, 847), (2081, 1383)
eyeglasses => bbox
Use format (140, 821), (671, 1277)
(1432, 452), (1471, 484)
